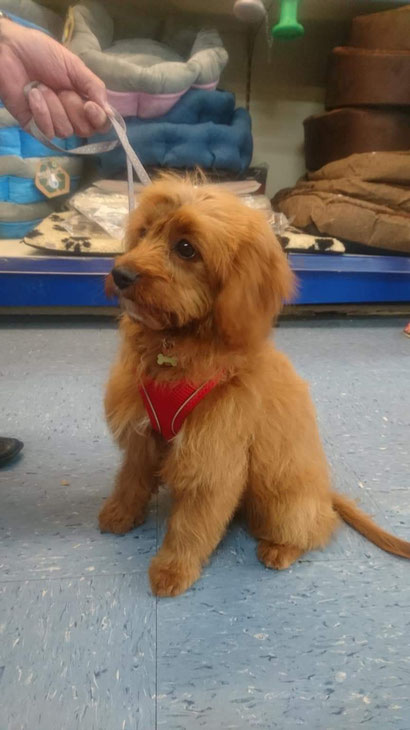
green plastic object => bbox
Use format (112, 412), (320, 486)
(272, 0), (304, 39)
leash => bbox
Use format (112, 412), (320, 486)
(24, 82), (151, 212)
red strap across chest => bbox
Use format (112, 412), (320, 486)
(139, 376), (221, 441)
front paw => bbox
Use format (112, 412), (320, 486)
(99, 497), (144, 535)
(149, 553), (201, 597)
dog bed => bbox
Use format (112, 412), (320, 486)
(0, 5), (83, 239)
(0, 99), (83, 238)
(66, 0), (228, 118)
(0, 0), (63, 36)
(303, 108), (410, 171)
(278, 227), (345, 254)
(23, 210), (118, 255)
(272, 151), (410, 253)
(91, 90), (253, 175)
(326, 46), (410, 108)
(349, 4), (410, 51)
(0, 200), (57, 239)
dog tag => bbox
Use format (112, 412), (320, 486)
(157, 353), (178, 367)
(35, 159), (70, 198)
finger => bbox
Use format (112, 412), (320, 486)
(66, 54), (109, 110)
(27, 87), (55, 139)
(36, 84), (74, 138)
(58, 90), (95, 137)
(84, 101), (110, 133)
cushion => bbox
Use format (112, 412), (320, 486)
(67, 0), (228, 118)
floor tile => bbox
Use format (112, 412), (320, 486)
(157, 560), (410, 730)
(0, 573), (156, 730)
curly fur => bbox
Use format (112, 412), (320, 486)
(100, 174), (410, 597)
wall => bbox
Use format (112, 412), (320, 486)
(218, 1), (405, 197)
(219, 17), (349, 196)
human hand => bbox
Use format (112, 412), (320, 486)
(0, 18), (109, 138)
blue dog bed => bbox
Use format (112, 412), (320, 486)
(92, 90), (253, 175)
(0, 4), (82, 238)
(0, 102), (83, 238)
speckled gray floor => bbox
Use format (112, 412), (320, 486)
(1, 317), (409, 730)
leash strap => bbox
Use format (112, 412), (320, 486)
(24, 82), (151, 212)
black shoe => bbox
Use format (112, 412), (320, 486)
(0, 437), (24, 467)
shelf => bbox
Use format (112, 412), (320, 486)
(1, 252), (409, 309)
(288, 253), (410, 304)
(0, 254), (114, 308)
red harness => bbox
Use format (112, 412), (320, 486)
(139, 377), (221, 441)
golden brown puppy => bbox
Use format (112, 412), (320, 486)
(100, 174), (410, 597)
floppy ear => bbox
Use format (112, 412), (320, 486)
(214, 215), (295, 349)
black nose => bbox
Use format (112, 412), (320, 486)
(111, 266), (139, 290)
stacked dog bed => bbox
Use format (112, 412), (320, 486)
(66, 0), (251, 175)
(91, 88), (252, 175)
(0, 1), (83, 239)
(273, 5), (410, 254)
(305, 5), (410, 171)
(0, 100), (83, 239)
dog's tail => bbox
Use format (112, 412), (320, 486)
(332, 492), (410, 559)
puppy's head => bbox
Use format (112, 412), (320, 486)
(107, 175), (294, 348)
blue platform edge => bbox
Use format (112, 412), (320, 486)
(0, 253), (409, 307)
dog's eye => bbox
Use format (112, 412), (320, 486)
(139, 227), (147, 238)
(174, 239), (197, 260)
